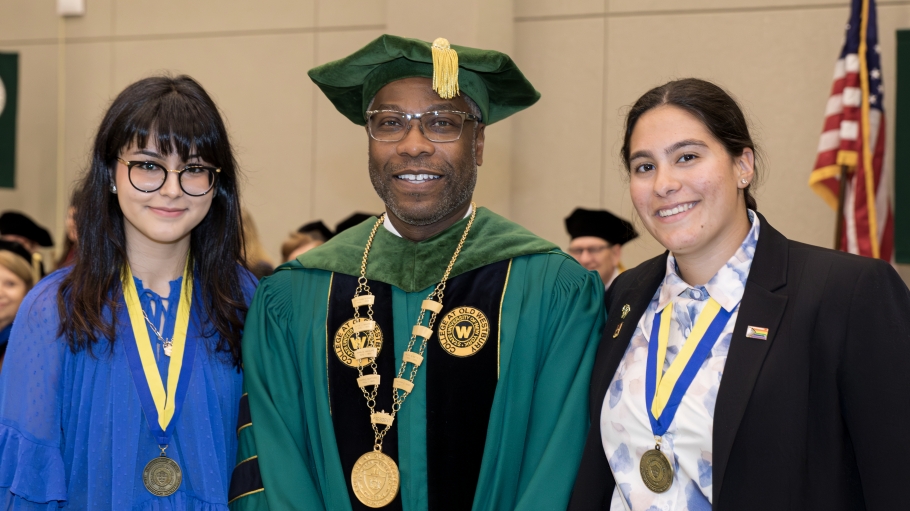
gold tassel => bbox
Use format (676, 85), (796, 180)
(431, 38), (459, 99)
(30, 252), (41, 284)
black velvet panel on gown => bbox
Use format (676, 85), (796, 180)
(326, 260), (509, 510)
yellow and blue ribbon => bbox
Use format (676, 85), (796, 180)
(121, 259), (197, 445)
(645, 298), (733, 436)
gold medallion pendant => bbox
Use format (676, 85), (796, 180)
(334, 318), (384, 368)
(437, 306), (490, 357)
(351, 451), (400, 508)
(143, 454), (182, 497)
(639, 448), (673, 493)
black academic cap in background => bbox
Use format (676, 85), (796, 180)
(335, 213), (378, 234)
(0, 212), (53, 247)
(565, 208), (638, 246)
(298, 220), (334, 241)
(0, 239), (33, 265)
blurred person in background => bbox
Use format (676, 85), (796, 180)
(242, 209), (274, 280)
(0, 211), (53, 277)
(55, 191), (79, 269)
(0, 75), (256, 510)
(281, 231), (322, 262)
(298, 220), (334, 243)
(565, 208), (638, 291)
(334, 212), (376, 235)
(0, 240), (35, 375)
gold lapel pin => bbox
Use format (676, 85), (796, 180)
(613, 305), (631, 338)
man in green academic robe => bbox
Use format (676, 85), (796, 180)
(229, 34), (605, 511)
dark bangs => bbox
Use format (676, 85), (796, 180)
(60, 75), (248, 367)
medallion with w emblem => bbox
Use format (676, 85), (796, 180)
(334, 318), (384, 368)
(438, 306), (490, 357)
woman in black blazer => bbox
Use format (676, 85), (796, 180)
(569, 78), (910, 511)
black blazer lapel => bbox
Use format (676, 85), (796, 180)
(712, 214), (789, 505)
(590, 252), (668, 424)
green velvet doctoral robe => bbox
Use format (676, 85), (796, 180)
(229, 208), (605, 511)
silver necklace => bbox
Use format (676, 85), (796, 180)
(142, 310), (173, 359)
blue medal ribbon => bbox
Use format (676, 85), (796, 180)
(645, 298), (733, 437)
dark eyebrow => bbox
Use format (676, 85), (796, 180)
(373, 103), (460, 112)
(129, 149), (202, 161)
(628, 149), (654, 162)
(132, 149), (163, 159)
(664, 139), (708, 154)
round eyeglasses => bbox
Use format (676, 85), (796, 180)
(365, 110), (479, 143)
(117, 158), (220, 196)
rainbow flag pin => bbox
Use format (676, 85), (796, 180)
(746, 326), (769, 340)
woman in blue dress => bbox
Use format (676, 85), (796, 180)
(0, 75), (256, 510)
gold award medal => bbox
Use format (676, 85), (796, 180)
(334, 319), (384, 368)
(438, 306), (490, 357)
(143, 455), (183, 497)
(640, 448), (673, 493)
(351, 451), (400, 508)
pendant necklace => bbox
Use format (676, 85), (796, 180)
(349, 204), (476, 508)
(142, 310), (173, 360)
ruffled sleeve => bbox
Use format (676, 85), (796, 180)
(0, 272), (69, 509)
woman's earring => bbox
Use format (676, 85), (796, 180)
(110, 183), (118, 194)
(740, 178), (748, 185)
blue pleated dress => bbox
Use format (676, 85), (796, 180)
(0, 267), (256, 510)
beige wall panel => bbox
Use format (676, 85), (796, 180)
(65, 0), (114, 39)
(111, 33), (314, 264)
(609, 0), (850, 14)
(63, 42), (112, 200)
(0, 44), (59, 243)
(387, 0), (513, 52)
(512, 18), (604, 245)
(317, 0), (386, 27)
(115, 0), (315, 36)
(311, 30), (386, 235)
(601, 6), (875, 269)
(0, 1), (56, 42)
(515, 0), (604, 19)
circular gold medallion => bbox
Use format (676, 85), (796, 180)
(334, 319), (384, 368)
(438, 306), (490, 357)
(143, 456), (182, 497)
(351, 451), (400, 508)
(640, 449), (673, 493)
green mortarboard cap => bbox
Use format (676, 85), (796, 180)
(307, 34), (541, 125)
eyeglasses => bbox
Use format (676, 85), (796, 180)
(365, 110), (479, 142)
(117, 158), (221, 196)
(567, 244), (612, 257)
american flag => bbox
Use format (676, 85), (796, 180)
(809, 0), (893, 260)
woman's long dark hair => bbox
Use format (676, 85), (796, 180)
(58, 75), (248, 367)
(621, 78), (762, 211)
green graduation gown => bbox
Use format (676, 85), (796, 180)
(229, 208), (605, 511)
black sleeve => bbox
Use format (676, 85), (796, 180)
(840, 259), (910, 508)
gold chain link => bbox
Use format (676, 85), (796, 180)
(350, 203), (477, 452)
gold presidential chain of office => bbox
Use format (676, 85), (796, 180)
(348, 203), (477, 508)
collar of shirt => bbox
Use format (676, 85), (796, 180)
(382, 204), (474, 238)
(604, 266), (620, 291)
(657, 210), (760, 313)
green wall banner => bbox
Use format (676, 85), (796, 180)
(896, 31), (910, 263)
(0, 53), (17, 189)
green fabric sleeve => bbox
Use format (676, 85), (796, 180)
(473, 253), (605, 511)
(230, 270), (326, 511)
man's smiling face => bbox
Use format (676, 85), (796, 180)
(367, 77), (485, 227)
